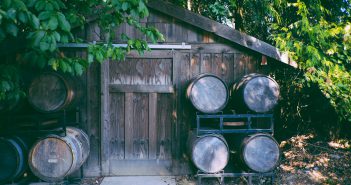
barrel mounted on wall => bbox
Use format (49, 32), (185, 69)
(186, 73), (229, 114)
(230, 73), (280, 113)
(187, 131), (229, 173)
(0, 136), (30, 183)
(28, 72), (82, 113)
(29, 127), (90, 182)
(227, 133), (280, 173)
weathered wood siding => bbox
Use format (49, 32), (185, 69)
(76, 9), (270, 176)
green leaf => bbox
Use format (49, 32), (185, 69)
(6, 9), (17, 21)
(53, 31), (60, 41)
(38, 11), (51, 20)
(61, 34), (68, 43)
(39, 41), (49, 51)
(122, 2), (129, 11)
(74, 63), (83, 75)
(57, 13), (71, 31)
(35, 0), (46, 11)
(30, 14), (40, 29)
(48, 16), (58, 30)
(32, 30), (46, 47)
(18, 11), (28, 23)
(6, 23), (18, 37)
(88, 53), (94, 63)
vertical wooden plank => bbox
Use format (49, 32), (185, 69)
(212, 53), (223, 77)
(172, 51), (181, 160)
(156, 94), (172, 160)
(222, 53), (234, 85)
(173, 21), (188, 43)
(101, 60), (110, 175)
(132, 93), (149, 159)
(190, 53), (200, 78)
(187, 25), (201, 43)
(109, 93), (125, 160)
(178, 52), (191, 158)
(200, 53), (212, 73)
(148, 93), (158, 159)
(124, 92), (134, 159)
(82, 22), (102, 177)
(234, 53), (248, 82)
(247, 55), (258, 74)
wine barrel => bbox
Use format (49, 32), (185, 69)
(0, 136), (29, 183)
(29, 127), (90, 182)
(237, 133), (280, 173)
(186, 74), (228, 113)
(188, 132), (229, 173)
(230, 73), (279, 113)
(28, 72), (82, 113)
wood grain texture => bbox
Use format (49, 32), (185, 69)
(148, 93), (158, 159)
(231, 74), (280, 113)
(100, 61), (110, 175)
(109, 58), (172, 85)
(124, 93), (134, 160)
(188, 133), (229, 173)
(241, 134), (280, 173)
(109, 93), (125, 160)
(29, 127), (90, 182)
(132, 93), (149, 160)
(83, 62), (101, 177)
(147, 0), (291, 65)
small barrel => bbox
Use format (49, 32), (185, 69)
(29, 127), (90, 182)
(186, 74), (228, 113)
(231, 73), (279, 113)
(239, 133), (280, 173)
(0, 136), (29, 183)
(28, 72), (82, 113)
(188, 132), (229, 173)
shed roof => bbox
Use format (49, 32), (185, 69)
(147, 0), (296, 67)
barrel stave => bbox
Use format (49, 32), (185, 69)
(29, 127), (90, 182)
(186, 74), (229, 114)
(28, 72), (81, 113)
(0, 137), (29, 183)
(188, 132), (229, 173)
(230, 73), (280, 113)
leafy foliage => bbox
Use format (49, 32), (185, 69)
(270, 0), (351, 122)
(0, 0), (164, 101)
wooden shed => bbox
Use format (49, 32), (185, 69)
(70, 0), (294, 177)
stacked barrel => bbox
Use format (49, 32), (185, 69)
(0, 71), (89, 183)
(186, 73), (280, 174)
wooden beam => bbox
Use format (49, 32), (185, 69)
(57, 43), (191, 50)
(147, 0), (294, 67)
(109, 84), (175, 93)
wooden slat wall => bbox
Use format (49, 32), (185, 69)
(77, 8), (267, 176)
(110, 10), (217, 44)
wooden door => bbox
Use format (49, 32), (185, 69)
(101, 51), (176, 175)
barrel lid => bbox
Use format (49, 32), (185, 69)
(0, 139), (18, 182)
(29, 137), (73, 181)
(28, 72), (68, 112)
(242, 134), (280, 172)
(192, 135), (229, 173)
(243, 75), (279, 113)
(188, 74), (228, 113)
